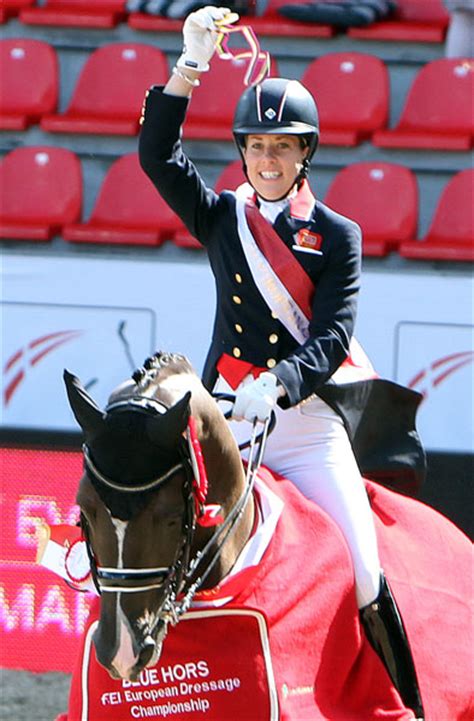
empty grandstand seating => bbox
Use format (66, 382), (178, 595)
(183, 54), (279, 141)
(0, 146), (82, 241)
(324, 161), (418, 256)
(301, 52), (389, 146)
(20, 0), (126, 28)
(373, 58), (474, 151)
(399, 169), (473, 262)
(0, 39), (58, 130)
(63, 153), (181, 246)
(348, 0), (449, 42)
(128, 0), (334, 37)
(1, 3), (470, 267)
(41, 43), (168, 136)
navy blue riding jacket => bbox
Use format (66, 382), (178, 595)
(139, 86), (362, 409)
(138, 86), (426, 491)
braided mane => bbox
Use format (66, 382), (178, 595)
(130, 351), (194, 389)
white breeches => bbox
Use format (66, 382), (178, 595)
(215, 376), (382, 608)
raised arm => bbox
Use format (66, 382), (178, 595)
(138, 7), (238, 239)
(163, 6), (236, 98)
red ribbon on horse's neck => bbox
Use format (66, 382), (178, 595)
(187, 416), (224, 527)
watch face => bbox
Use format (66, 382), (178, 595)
(65, 538), (91, 583)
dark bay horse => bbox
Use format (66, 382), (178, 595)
(63, 351), (473, 721)
(65, 351), (257, 681)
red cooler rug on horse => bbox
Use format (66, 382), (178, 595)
(63, 470), (472, 721)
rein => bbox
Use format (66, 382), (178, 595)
(81, 395), (271, 631)
(166, 415), (271, 621)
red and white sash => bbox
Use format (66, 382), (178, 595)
(235, 183), (312, 345)
(234, 183), (377, 383)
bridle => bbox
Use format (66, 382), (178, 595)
(80, 393), (272, 630)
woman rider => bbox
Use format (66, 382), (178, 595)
(138, 7), (424, 717)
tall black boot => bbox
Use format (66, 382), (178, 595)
(360, 573), (425, 719)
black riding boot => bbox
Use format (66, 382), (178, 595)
(360, 574), (425, 719)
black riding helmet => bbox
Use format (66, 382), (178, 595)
(233, 78), (319, 195)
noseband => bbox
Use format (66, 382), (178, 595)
(80, 394), (270, 630)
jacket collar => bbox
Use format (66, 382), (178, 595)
(288, 179), (316, 221)
(236, 179), (316, 223)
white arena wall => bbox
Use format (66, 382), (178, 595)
(2, 252), (472, 455)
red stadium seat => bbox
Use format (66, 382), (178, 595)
(0, 39), (58, 130)
(214, 159), (247, 193)
(373, 59), (474, 151)
(63, 153), (181, 246)
(41, 43), (168, 136)
(128, 0), (334, 37)
(324, 162), (418, 257)
(173, 160), (246, 249)
(348, 0), (449, 42)
(0, 146), (82, 241)
(183, 54), (279, 141)
(172, 224), (203, 249)
(0, 0), (35, 23)
(399, 170), (474, 262)
(301, 53), (389, 146)
(128, 13), (184, 32)
(20, 0), (126, 28)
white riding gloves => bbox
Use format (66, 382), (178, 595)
(232, 372), (284, 423)
(177, 6), (238, 73)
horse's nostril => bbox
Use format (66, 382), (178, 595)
(108, 666), (122, 680)
(139, 638), (158, 669)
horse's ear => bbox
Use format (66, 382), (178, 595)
(63, 369), (105, 439)
(146, 391), (191, 448)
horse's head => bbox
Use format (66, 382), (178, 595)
(64, 352), (251, 681)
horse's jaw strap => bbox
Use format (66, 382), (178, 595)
(83, 444), (184, 494)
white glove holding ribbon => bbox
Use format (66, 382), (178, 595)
(177, 6), (239, 73)
(232, 372), (283, 423)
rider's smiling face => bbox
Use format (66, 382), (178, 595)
(243, 133), (308, 201)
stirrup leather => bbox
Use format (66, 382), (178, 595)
(360, 574), (425, 719)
